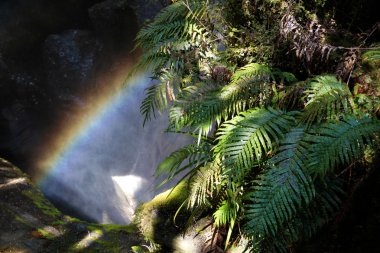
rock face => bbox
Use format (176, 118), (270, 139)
(0, 158), (142, 252)
(43, 30), (103, 102)
(89, 0), (138, 44)
(0, 0), (162, 163)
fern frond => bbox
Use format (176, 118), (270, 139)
(135, 2), (187, 47)
(141, 82), (167, 125)
(231, 63), (273, 82)
(133, 0), (211, 78)
(156, 142), (212, 187)
(302, 75), (354, 123)
(248, 177), (344, 253)
(244, 128), (315, 237)
(214, 201), (233, 227)
(215, 107), (297, 179)
(213, 189), (240, 249)
(141, 70), (181, 125)
(169, 63), (280, 136)
(188, 161), (223, 209)
(308, 116), (380, 176)
(362, 50), (380, 61)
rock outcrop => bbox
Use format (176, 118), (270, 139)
(0, 158), (143, 252)
(43, 30), (103, 103)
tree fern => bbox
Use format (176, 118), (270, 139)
(247, 177), (344, 253)
(169, 63), (287, 136)
(244, 128), (315, 238)
(215, 107), (296, 179)
(308, 116), (380, 176)
(133, 1), (380, 251)
(302, 75), (354, 123)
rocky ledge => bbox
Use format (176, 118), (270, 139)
(0, 158), (143, 253)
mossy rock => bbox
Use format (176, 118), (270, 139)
(0, 157), (143, 252)
(134, 181), (191, 251)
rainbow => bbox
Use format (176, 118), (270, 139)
(31, 55), (190, 223)
(34, 72), (146, 183)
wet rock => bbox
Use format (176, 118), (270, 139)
(43, 29), (103, 102)
(89, 0), (164, 32)
(126, 0), (168, 25)
(0, 158), (143, 252)
(89, 0), (138, 45)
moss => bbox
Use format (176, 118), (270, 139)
(14, 214), (34, 227)
(134, 181), (190, 246)
(88, 223), (137, 234)
(22, 189), (61, 218)
(37, 228), (56, 239)
(50, 219), (67, 226)
(94, 239), (124, 252)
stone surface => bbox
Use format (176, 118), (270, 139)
(43, 29), (103, 102)
(0, 158), (143, 252)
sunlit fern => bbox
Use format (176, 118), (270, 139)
(169, 63), (296, 137)
(214, 107), (296, 179)
(187, 161), (223, 209)
(140, 70), (181, 125)
(302, 75), (354, 124)
(134, 1), (380, 252)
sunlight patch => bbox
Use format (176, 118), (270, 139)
(112, 175), (148, 215)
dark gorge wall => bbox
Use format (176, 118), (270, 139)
(0, 0), (162, 170)
(0, 0), (176, 223)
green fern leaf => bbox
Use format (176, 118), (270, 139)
(213, 198), (238, 227)
(141, 70), (182, 125)
(308, 116), (380, 176)
(169, 63), (280, 136)
(215, 107), (297, 179)
(156, 143), (212, 187)
(141, 83), (167, 125)
(362, 50), (380, 61)
(244, 128), (315, 237)
(302, 75), (354, 123)
(188, 161), (223, 208)
(248, 177), (344, 253)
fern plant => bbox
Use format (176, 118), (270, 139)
(132, 0), (380, 252)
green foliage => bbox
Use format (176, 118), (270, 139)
(362, 50), (380, 61)
(155, 142), (212, 187)
(215, 108), (296, 179)
(188, 161), (222, 209)
(308, 117), (380, 176)
(132, 0), (380, 252)
(244, 128), (315, 237)
(302, 75), (354, 123)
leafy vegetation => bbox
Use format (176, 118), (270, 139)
(132, 0), (380, 251)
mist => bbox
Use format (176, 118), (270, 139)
(39, 75), (191, 224)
